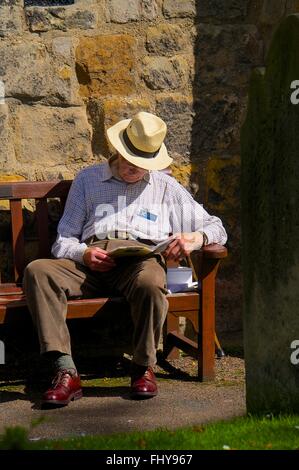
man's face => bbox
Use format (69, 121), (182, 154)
(117, 155), (148, 183)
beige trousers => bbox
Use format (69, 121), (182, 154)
(23, 239), (169, 367)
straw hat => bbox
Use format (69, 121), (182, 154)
(106, 111), (173, 170)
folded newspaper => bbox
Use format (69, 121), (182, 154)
(108, 235), (176, 259)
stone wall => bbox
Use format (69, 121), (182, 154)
(0, 0), (297, 333)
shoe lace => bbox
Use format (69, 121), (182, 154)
(51, 369), (73, 389)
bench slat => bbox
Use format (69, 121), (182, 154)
(10, 199), (25, 283)
(0, 292), (200, 322)
(0, 180), (72, 200)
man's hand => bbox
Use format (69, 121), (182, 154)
(163, 232), (204, 262)
(83, 247), (116, 272)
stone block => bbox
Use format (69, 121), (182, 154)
(197, 0), (249, 19)
(163, 0), (196, 19)
(286, 0), (299, 14)
(0, 39), (81, 106)
(24, 1), (74, 5)
(25, 5), (97, 32)
(156, 94), (194, 157)
(0, 104), (15, 168)
(0, 174), (25, 182)
(76, 35), (137, 98)
(141, 0), (158, 20)
(107, 0), (139, 23)
(102, 97), (153, 129)
(0, 1), (23, 5)
(170, 163), (195, 188)
(107, 0), (158, 23)
(194, 24), (263, 88)
(192, 92), (245, 154)
(142, 56), (188, 90)
(10, 104), (92, 167)
(0, 174), (26, 211)
(146, 24), (188, 55)
(0, 6), (24, 37)
(87, 97), (153, 157)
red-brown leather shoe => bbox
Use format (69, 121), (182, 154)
(42, 369), (83, 406)
(131, 365), (158, 399)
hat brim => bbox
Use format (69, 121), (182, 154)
(106, 119), (173, 171)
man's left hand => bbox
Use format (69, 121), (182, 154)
(163, 232), (204, 262)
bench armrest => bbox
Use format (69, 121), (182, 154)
(202, 243), (228, 259)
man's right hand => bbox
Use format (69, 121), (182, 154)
(83, 247), (116, 272)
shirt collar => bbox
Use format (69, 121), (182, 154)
(100, 157), (152, 184)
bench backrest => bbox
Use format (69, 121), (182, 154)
(0, 180), (72, 283)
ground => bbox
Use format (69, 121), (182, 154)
(0, 332), (245, 441)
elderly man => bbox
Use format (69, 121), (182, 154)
(23, 112), (227, 405)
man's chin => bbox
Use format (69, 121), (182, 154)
(123, 176), (143, 183)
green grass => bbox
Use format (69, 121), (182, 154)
(1, 416), (299, 450)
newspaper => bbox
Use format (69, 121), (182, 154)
(108, 235), (176, 259)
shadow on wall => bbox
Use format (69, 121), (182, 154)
(189, 0), (259, 334)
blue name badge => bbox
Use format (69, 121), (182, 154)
(138, 209), (158, 222)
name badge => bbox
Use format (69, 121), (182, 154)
(138, 209), (158, 222)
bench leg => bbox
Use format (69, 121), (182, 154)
(198, 259), (220, 381)
(163, 312), (180, 360)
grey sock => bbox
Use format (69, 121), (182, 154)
(44, 352), (77, 374)
(55, 354), (77, 374)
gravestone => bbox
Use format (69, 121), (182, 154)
(24, 1), (74, 6)
(241, 14), (299, 413)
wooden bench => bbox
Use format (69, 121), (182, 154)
(0, 180), (227, 381)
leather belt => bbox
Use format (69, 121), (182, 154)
(84, 234), (155, 247)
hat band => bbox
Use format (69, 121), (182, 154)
(123, 129), (160, 159)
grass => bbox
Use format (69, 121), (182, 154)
(1, 415), (299, 450)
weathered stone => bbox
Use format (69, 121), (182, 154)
(241, 15), (299, 413)
(146, 24), (187, 55)
(65, 8), (97, 29)
(205, 156), (241, 275)
(76, 35), (137, 98)
(142, 56), (188, 90)
(103, 97), (153, 129)
(0, 39), (81, 106)
(259, 0), (286, 25)
(0, 6), (24, 37)
(170, 163), (197, 188)
(107, 0), (157, 23)
(192, 92), (245, 154)
(158, 90), (242, 157)
(156, 94), (194, 157)
(163, 0), (196, 19)
(9, 104), (92, 167)
(0, 174), (25, 182)
(197, 0), (249, 19)
(0, 175), (26, 211)
(194, 24), (263, 88)
(0, 1), (23, 5)
(0, 104), (15, 167)
(87, 97), (153, 157)
(24, 1), (74, 5)
(286, 0), (299, 14)
(0, 80), (4, 105)
(107, 0), (139, 23)
(140, 0), (158, 20)
(25, 5), (97, 32)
